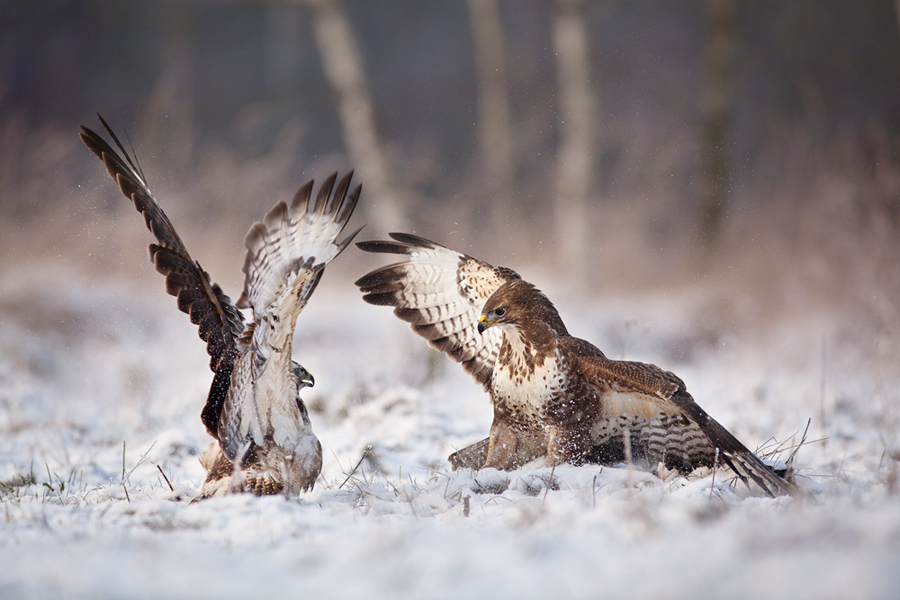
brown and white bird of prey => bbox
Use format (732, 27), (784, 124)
(356, 234), (798, 497)
(80, 116), (361, 498)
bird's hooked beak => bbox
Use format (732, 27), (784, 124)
(477, 314), (491, 334)
(302, 372), (315, 388)
(294, 365), (315, 389)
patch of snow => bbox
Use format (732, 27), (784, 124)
(1, 268), (898, 599)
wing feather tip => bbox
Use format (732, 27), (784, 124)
(356, 240), (413, 255)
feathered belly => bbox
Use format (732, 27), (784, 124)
(221, 351), (305, 455)
(490, 358), (564, 428)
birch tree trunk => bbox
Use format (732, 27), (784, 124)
(552, 0), (595, 281)
(304, 0), (402, 233)
(467, 0), (516, 239)
(698, 0), (737, 253)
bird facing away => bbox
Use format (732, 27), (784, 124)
(80, 116), (361, 499)
(356, 233), (798, 497)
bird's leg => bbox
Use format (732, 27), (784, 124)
(483, 419), (520, 470)
(448, 438), (490, 470)
(547, 422), (593, 467)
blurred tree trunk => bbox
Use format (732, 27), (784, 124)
(265, 5), (304, 96)
(551, 0), (595, 281)
(139, 7), (195, 171)
(304, 0), (403, 234)
(467, 0), (516, 240)
(698, 0), (737, 254)
(896, 0), (900, 40)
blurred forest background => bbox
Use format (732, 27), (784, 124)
(2, 0), (900, 339)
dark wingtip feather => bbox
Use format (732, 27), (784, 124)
(393, 307), (431, 325)
(291, 179), (315, 210)
(355, 265), (408, 289)
(388, 232), (439, 248)
(96, 113), (144, 181)
(360, 291), (400, 307)
(355, 279), (404, 295)
(335, 182), (362, 228)
(356, 239), (414, 255)
(356, 232), (443, 255)
(329, 171), (354, 215)
(335, 225), (365, 256)
(79, 127), (106, 160)
(705, 425), (800, 498)
(313, 172), (338, 213)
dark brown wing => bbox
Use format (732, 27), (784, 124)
(356, 233), (519, 389)
(563, 337), (799, 497)
(80, 115), (246, 434)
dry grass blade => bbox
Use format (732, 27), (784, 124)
(623, 429), (633, 499)
(709, 447), (720, 499)
(542, 463), (557, 508)
(124, 441), (157, 482)
(121, 441), (130, 503)
(157, 465), (174, 492)
(784, 418), (812, 477)
(339, 445), (372, 490)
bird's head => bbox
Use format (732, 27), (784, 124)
(291, 361), (315, 390)
(478, 304), (507, 333)
(478, 280), (528, 333)
(478, 279), (568, 336)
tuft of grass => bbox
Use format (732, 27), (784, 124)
(41, 464), (79, 498)
(755, 418), (823, 486)
(0, 463), (37, 498)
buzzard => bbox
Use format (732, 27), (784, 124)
(356, 233), (798, 497)
(80, 116), (361, 498)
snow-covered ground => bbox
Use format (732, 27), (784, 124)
(1, 261), (899, 600)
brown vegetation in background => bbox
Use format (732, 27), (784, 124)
(1, 1), (899, 348)
(2, 105), (897, 337)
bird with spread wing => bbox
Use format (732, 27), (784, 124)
(356, 233), (798, 497)
(80, 116), (361, 498)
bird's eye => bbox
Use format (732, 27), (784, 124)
(495, 307), (506, 317)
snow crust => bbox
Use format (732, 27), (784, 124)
(1, 266), (898, 599)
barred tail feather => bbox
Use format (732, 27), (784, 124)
(672, 391), (799, 497)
